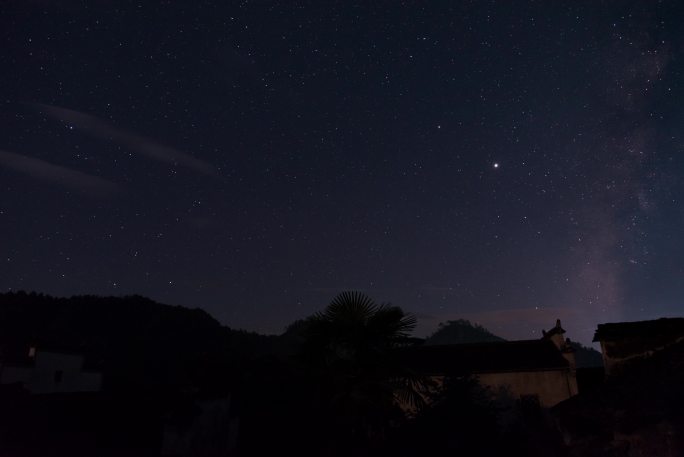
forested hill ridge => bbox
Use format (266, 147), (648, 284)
(425, 319), (506, 345)
(0, 291), (278, 392)
(0, 291), (603, 394)
(425, 319), (603, 368)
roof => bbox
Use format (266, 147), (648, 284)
(398, 339), (569, 376)
(592, 317), (684, 342)
(0, 344), (100, 370)
(543, 319), (566, 338)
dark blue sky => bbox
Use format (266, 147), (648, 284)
(2, 1), (684, 344)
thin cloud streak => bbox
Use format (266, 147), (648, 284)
(0, 149), (119, 196)
(30, 103), (216, 176)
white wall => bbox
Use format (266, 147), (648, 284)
(477, 369), (577, 408)
(0, 365), (32, 385)
(27, 352), (101, 394)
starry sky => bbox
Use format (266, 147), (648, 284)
(2, 1), (684, 345)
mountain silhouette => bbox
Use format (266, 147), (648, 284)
(0, 291), (277, 393)
(425, 319), (602, 367)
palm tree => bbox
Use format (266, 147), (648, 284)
(298, 292), (430, 449)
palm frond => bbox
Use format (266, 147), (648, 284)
(322, 291), (378, 323)
(368, 305), (417, 339)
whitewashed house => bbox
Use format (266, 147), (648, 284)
(0, 346), (102, 394)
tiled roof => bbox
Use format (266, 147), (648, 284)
(0, 344), (99, 370)
(592, 318), (684, 342)
(543, 319), (566, 337)
(399, 339), (569, 375)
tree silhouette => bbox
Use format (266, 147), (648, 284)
(298, 291), (429, 451)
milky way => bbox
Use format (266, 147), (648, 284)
(1, 1), (683, 344)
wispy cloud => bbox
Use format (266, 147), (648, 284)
(30, 103), (216, 176)
(0, 149), (119, 196)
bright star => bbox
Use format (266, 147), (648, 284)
(493, 162), (499, 169)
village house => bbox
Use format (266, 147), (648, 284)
(0, 345), (102, 394)
(404, 319), (578, 408)
(555, 318), (684, 456)
(593, 317), (684, 376)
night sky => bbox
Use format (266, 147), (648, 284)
(2, 1), (684, 345)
